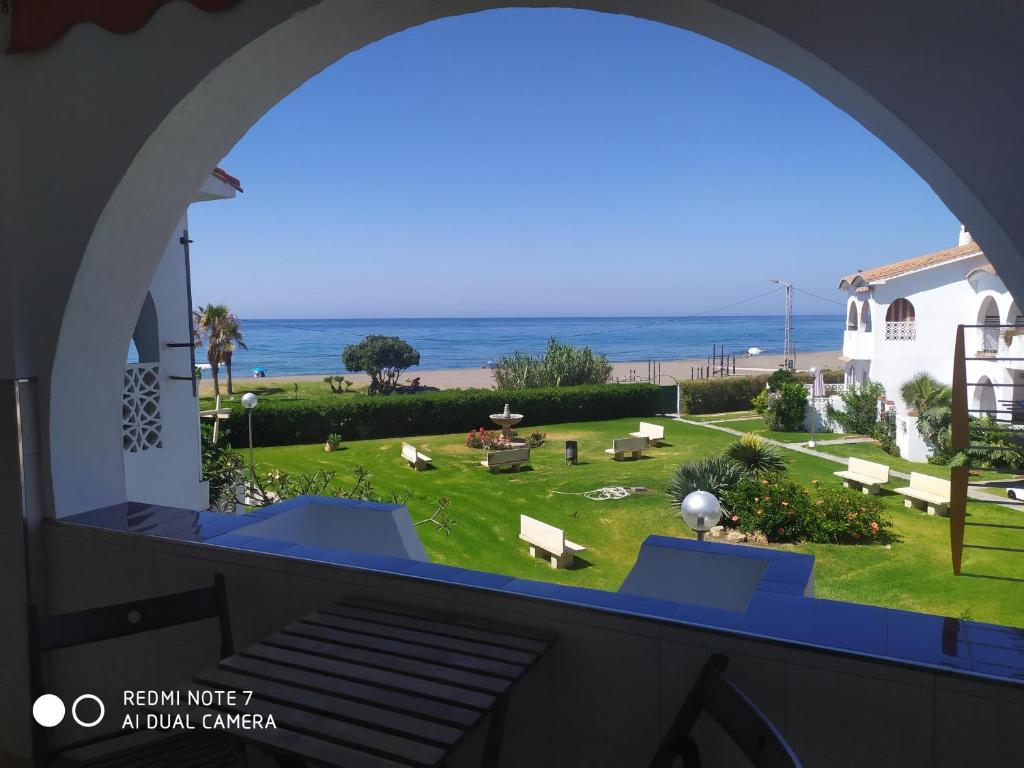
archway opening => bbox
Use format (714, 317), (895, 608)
(846, 301), (858, 331)
(977, 295), (1000, 354)
(974, 375), (998, 420)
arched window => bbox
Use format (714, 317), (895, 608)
(974, 376), (998, 420)
(884, 298), (916, 341)
(885, 298), (915, 322)
(860, 301), (872, 332)
(846, 301), (858, 330)
(977, 296), (1000, 353)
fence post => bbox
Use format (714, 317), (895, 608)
(949, 324), (968, 575)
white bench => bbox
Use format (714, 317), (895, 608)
(630, 421), (665, 446)
(605, 436), (649, 460)
(401, 442), (432, 471)
(833, 457), (890, 495)
(480, 446), (530, 473)
(519, 514), (587, 569)
(894, 472), (951, 516)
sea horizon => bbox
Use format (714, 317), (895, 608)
(172, 314), (844, 377)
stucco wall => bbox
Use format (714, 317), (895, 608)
(0, 1), (1023, 519)
(123, 214), (209, 510)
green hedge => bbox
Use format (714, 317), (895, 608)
(677, 368), (845, 415)
(678, 375), (771, 414)
(224, 384), (662, 447)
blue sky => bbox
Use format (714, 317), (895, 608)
(189, 8), (958, 319)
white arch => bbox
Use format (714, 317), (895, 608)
(42, 2), (1024, 515)
(973, 375), (998, 420)
(846, 300), (859, 330)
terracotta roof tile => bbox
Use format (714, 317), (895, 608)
(838, 241), (985, 287)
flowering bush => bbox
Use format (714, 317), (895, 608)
(527, 431), (546, 448)
(465, 428), (504, 449)
(722, 478), (891, 544)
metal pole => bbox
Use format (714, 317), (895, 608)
(247, 409), (255, 484)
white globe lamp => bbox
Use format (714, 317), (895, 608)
(681, 490), (721, 542)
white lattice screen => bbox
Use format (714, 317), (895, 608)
(122, 363), (162, 452)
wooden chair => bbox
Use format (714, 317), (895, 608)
(650, 653), (801, 768)
(29, 574), (243, 767)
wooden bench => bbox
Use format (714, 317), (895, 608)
(630, 421), (665, 446)
(605, 435), (650, 460)
(519, 514), (587, 569)
(401, 441), (432, 471)
(833, 456), (890, 494)
(894, 472), (952, 516)
(481, 445), (530, 472)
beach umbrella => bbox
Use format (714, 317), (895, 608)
(747, 347), (763, 356)
(812, 367), (827, 398)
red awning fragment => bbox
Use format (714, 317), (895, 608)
(8, 0), (239, 54)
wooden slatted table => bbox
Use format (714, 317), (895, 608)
(189, 598), (554, 767)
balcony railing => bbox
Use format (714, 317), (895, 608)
(884, 321), (917, 341)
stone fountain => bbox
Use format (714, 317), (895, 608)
(489, 403), (524, 445)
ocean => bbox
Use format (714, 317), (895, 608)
(183, 315), (843, 376)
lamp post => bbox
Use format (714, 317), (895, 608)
(241, 392), (258, 485)
(807, 366), (818, 448)
(680, 490), (720, 542)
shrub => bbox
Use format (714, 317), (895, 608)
(527, 430), (547, 448)
(342, 335), (420, 395)
(952, 417), (1024, 471)
(492, 337), (613, 389)
(666, 456), (745, 515)
(723, 478), (891, 544)
(324, 375), (353, 393)
(827, 380), (885, 435)
(224, 383), (660, 447)
(725, 434), (787, 478)
(768, 368), (799, 390)
(678, 375), (771, 414)
(325, 433), (343, 448)
(200, 424), (244, 512)
(753, 381), (808, 431)
(465, 428), (503, 449)
(874, 409), (898, 456)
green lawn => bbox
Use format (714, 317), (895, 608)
(815, 440), (1020, 484)
(684, 411), (758, 423)
(705, 415), (822, 443)
(249, 417), (1024, 627)
(199, 379), (366, 410)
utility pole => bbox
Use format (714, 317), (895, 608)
(771, 279), (794, 370)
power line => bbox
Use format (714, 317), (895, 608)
(793, 285), (844, 306)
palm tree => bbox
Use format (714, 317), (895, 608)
(193, 304), (232, 396)
(220, 315), (248, 395)
(900, 372), (952, 414)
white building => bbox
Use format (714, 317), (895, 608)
(838, 226), (1021, 422)
(122, 168), (242, 509)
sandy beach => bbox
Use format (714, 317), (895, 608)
(200, 350), (842, 395)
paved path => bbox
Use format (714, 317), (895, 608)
(674, 416), (1019, 510)
(808, 436), (875, 446)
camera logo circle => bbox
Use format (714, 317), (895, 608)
(72, 694), (105, 728)
(32, 694), (105, 728)
(32, 695), (65, 727)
